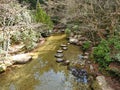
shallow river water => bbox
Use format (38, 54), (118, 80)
(0, 34), (89, 90)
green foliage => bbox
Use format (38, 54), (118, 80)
(108, 36), (120, 50)
(65, 28), (71, 36)
(82, 41), (91, 51)
(35, 1), (53, 29)
(93, 40), (112, 68)
(93, 36), (120, 68)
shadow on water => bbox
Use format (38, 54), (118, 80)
(0, 34), (90, 90)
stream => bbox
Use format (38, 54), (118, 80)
(0, 34), (90, 90)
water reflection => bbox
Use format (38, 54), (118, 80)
(34, 69), (73, 90)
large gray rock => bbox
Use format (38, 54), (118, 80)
(11, 54), (32, 64)
(92, 76), (113, 90)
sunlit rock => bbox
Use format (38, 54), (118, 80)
(69, 37), (78, 44)
(11, 54), (32, 64)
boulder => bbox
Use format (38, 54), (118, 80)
(92, 76), (113, 90)
(69, 38), (78, 44)
(0, 64), (7, 73)
(11, 54), (32, 64)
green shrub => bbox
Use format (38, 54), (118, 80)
(93, 36), (120, 69)
(65, 28), (71, 37)
(82, 41), (91, 51)
(108, 36), (120, 50)
(93, 40), (112, 68)
(35, 1), (53, 29)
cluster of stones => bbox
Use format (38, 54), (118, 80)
(69, 32), (89, 46)
(55, 44), (70, 66)
(68, 67), (88, 83)
(54, 43), (89, 84)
